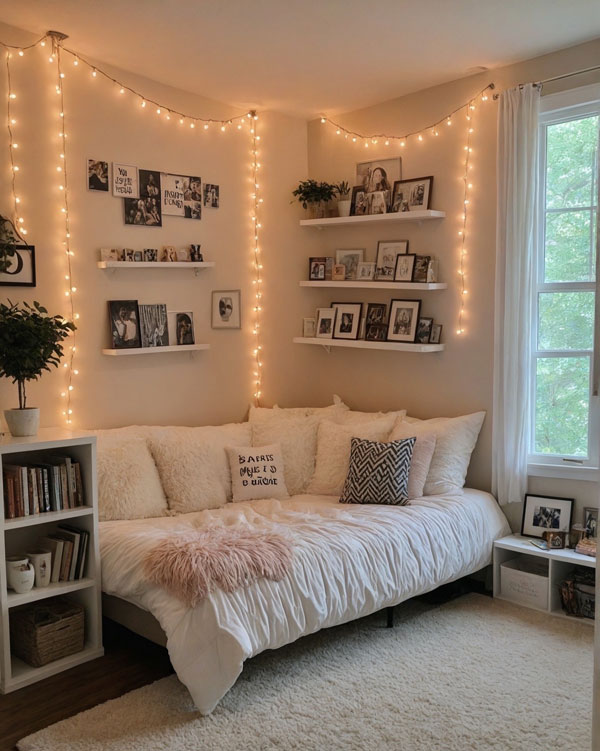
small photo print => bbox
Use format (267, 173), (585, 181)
(212, 289), (241, 329)
(366, 303), (387, 325)
(332, 264), (346, 281)
(429, 323), (442, 344)
(133, 250), (143, 262)
(183, 176), (202, 219)
(113, 163), (139, 198)
(415, 317), (433, 344)
(100, 248), (124, 262)
(176, 248), (190, 262)
(124, 196), (162, 226)
(533, 505), (562, 529)
(316, 307), (336, 339)
(88, 159), (109, 192)
(394, 253), (416, 282)
(583, 507), (598, 538)
(203, 183), (219, 208)
(367, 190), (388, 215)
(350, 186), (368, 216)
(189, 244), (203, 262)
(375, 240), (409, 281)
(124, 248), (136, 262)
(139, 304), (169, 347)
(309, 257), (327, 281)
(365, 323), (387, 342)
(303, 318), (316, 338)
(160, 246), (178, 262)
(356, 262), (375, 281)
(108, 300), (141, 349)
(143, 248), (158, 262)
(412, 255), (431, 283)
(175, 312), (195, 345)
(335, 249), (364, 281)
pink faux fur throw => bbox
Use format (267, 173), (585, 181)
(144, 527), (293, 607)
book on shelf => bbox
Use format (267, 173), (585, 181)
(2, 455), (84, 520)
(38, 526), (89, 583)
(39, 536), (64, 583)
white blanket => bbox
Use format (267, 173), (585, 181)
(99, 490), (510, 713)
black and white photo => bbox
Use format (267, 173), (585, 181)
(124, 168), (162, 227)
(365, 323), (387, 342)
(387, 299), (421, 342)
(367, 191), (388, 214)
(416, 317), (433, 344)
(332, 302), (363, 340)
(583, 507), (598, 538)
(350, 186), (368, 216)
(356, 262), (375, 281)
(316, 307), (336, 339)
(88, 159), (109, 192)
(0, 244), (35, 287)
(100, 248), (125, 262)
(335, 249), (364, 281)
(429, 323), (443, 344)
(375, 240), (408, 280)
(356, 158), (401, 194)
(412, 255), (431, 283)
(303, 317), (316, 338)
(183, 176), (202, 219)
(143, 248), (158, 262)
(521, 493), (574, 538)
(112, 163), (138, 197)
(391, 176), (433, 213)
(190, 244), (203, 262)
(309, 257), (327, 281)
(394, 253), (416, 282)
(108, 300), (141, 349)
(366, 303), (387, 326)
(212, 289), (241, 329)
(139, 304), (169, 347)
(176, 312), (195, 344)
(203, 183), (219, 208)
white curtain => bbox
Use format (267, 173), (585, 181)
(492, 83), (540, 506)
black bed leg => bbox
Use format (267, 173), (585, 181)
(386, 606), (394, 628)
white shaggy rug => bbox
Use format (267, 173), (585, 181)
(18, 594), (593, 751)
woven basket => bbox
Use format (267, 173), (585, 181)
(10, 597), (84, 667)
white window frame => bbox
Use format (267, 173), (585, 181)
(529, 84), (600, 481)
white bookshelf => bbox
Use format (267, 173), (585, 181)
(299, 209), (445, 228)
(102, 344), (209, 356)
(293, 337), (444, 353)
(300, 280), (447, 290)
(0, 429), (104, 693)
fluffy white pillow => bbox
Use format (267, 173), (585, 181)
(249, 402), (347, 422)
(307, 417), (396, 496)
(390, 412), (485, 495)
(388, 423), (437, 499)
(148, 423), (252, 514)
(96, 436), (168, 521)
(334, 408), (407, 425)
(226, 444), (289, 502)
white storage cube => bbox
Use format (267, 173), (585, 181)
(500, 556), (549, 610)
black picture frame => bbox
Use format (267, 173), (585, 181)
(350, 185), (368, 216)
(108, 300), (141, 349)
(387, 299), (422, 342)
(331, 301), (363, 340)
(520, 493), (574, 538)
(412, 255), (431, 283)
(394, 253), (416, 282)
(0, 244), (36, 287)
(416, 317), (433, 344)
(391, 176), (433, 213)
(365, 303), (387, 326)
(429, 323), (443, 344)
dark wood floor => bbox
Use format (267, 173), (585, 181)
(0, 618), (174, 751)
(0, 576), (489, 751)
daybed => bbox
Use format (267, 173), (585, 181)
(94, 402), (510, 714)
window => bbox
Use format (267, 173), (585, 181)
(532, 87), (599, 473)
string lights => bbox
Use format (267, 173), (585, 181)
(318, 83), (494, 338)
(249, 111), (263, 403)
(5, 49), (28, 241)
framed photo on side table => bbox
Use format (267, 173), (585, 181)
(212, 290), (241, 329)
(332, 302), (363, 340)
(387, 299), (421, 342)
(521, 493), (574, 538)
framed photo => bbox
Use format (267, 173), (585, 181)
(412, 255), (431, 283)
(176, 248), (190, 262)
(174, 312), (195, 345)
(124, 248), (136, 262)
(203, 183), (219, 208)
(350, 186), (368, 216)
(356, 158), (401, 194)
(387, 299), (421, 342)
(0, 245), (36, 287)
(367, 191), (389, 215)
(190, 244), (203, 262)
(332, 264), (346, 281)
(303, 317), (316, 338)
(332, 302), (363, 340)
(335, 249), (364, 281)
(544, 530), (567, 550)
(309, 257), (327, 281)
(365, 323), (387, 342)
(100, 248), (124, 262)
(356, 262), (375, 281)
(183, 176), (202, 219)
(160, 246), (178, 262)
(108, 300), (141, 349)
(521, 493), (575, 538)
(88, 159), (109, 192)
(375, 240), (408, 280)
(366, 303), (387, 326)
(394, 253), (416, 282)
(124, 168), (162, 226)
(133, 250), (143, 262)
(416, 317), (433, 344)
(391, 176), (433, 213)
(583, 507), (598, 538)
(212, 290), (241, 329)
(139, 304), (169, 347)
(316, 307), (336, 339)
(143, 248), (158, 262)
(429, 323), (443, 344)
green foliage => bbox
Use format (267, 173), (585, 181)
(0, 214), (18, 274)
(0, 301), (76, 409)
(336, 181), (351, 199)
(291, 180), (337, 209)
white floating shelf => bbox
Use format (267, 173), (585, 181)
(3, 506), (93, 530)
(97, 261), (215, 270)
(299, 280), (447, 290)
(102, 344), (209, 356)
(293, 337), (444, 353)
(299, 210), (445, 228)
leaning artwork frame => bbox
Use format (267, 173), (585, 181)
(521, 493), (574, 538)
(0, 244), (36, 287)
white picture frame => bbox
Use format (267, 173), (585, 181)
(212, 290), (241, 329)
(316, 307), (336, 339)
(335, 249), (364, 281)
(375, 240), (409, 280)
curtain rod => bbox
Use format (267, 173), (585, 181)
(493, 64), (600, 99)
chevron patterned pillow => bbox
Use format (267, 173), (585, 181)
(339, 436), (416, 506)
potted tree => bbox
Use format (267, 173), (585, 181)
(291, 179), (337, 218)
(0, 301), (76, 436)
(336, 181), (351, 217)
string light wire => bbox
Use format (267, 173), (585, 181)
(5, 50), (28, 240)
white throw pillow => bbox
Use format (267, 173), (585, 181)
(307, 417), (396, 496)
(389, 412), (486, 495)
(227, 444), (289, 502)
(249, 402), (347, 422)
(334, 408), (407, 425)
(96, 436), (168, 521)
(388, 423), (437, 499)
(148, 423), (252, 514)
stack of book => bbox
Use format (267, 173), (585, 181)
(39, 525), (90, 582)
(2, 455), (84, 519)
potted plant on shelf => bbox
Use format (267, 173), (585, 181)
(291, 179), (337, 219)
(336, 181), (351, 217)
(0, 301), (76, 437)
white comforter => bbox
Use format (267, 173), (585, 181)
(99, 490), (510, 713)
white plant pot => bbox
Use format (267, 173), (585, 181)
(4, 407), (40, 437)
(337, 199), (351, 217)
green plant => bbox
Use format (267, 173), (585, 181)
(0, 214), (23, 273)
(336, 181), (351, 199)
(0, 301), (76, 410)
(291, 179), (337, 209)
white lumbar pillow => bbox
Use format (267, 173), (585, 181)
(148, 423), (252, 514)
(227, 444), (289, 502)
(307, 416), (397, 496)
(96, 436), (168, 521)
(389, 412), (486, 495)
(387, 423), (437, 499)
